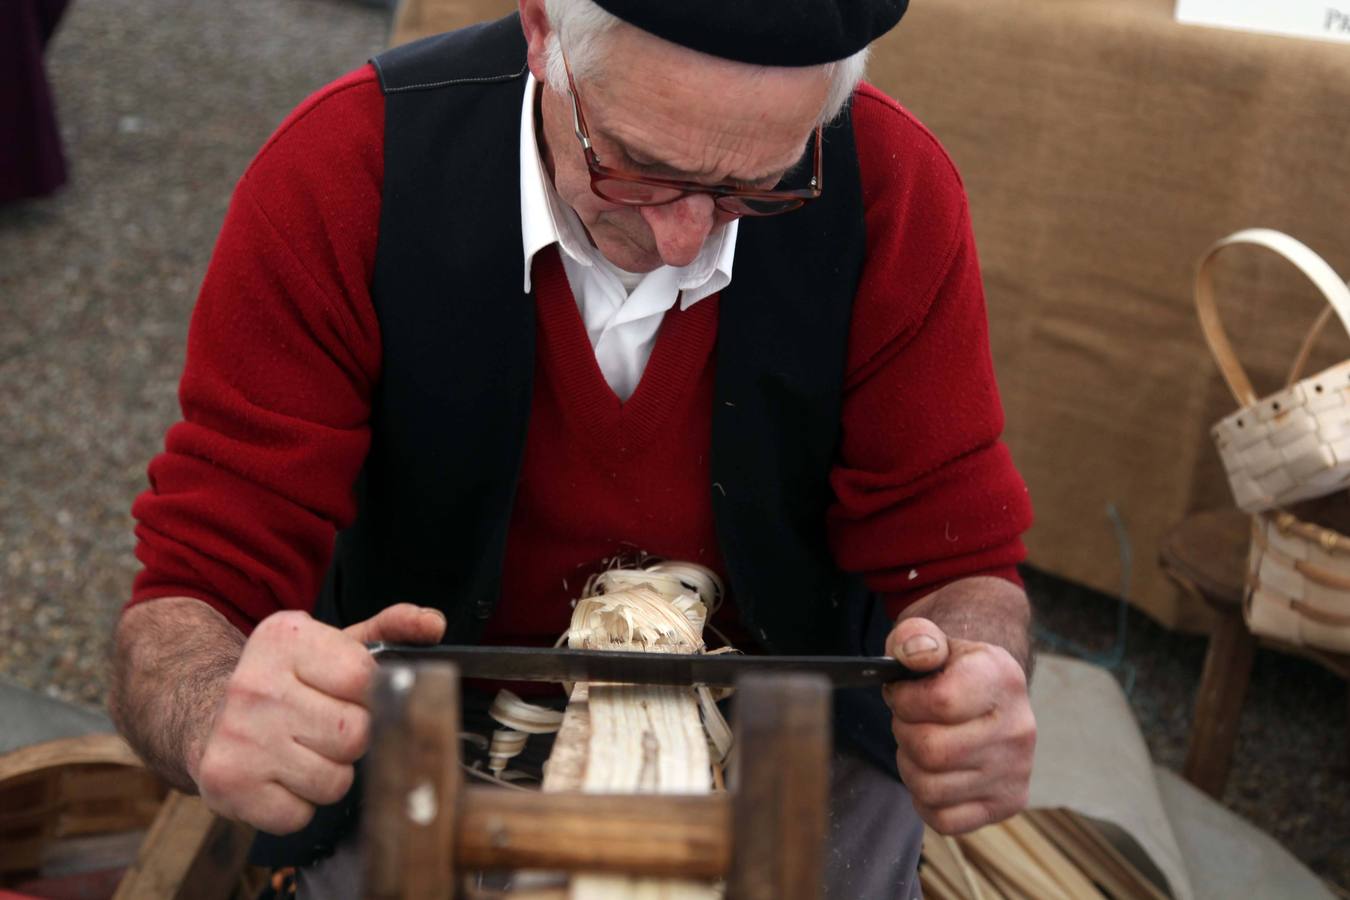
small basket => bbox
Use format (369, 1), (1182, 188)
(1247, 504), (1350, 654)
(1197, 228), (1350, 514)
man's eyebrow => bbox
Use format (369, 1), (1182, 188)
(597, 128), (808, 185)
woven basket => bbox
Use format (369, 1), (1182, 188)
(1247, 503), (1350, 654)
(1197, 228), (1350, 514)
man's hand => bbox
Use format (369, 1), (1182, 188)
(883, 615), (1036, 835)
(191, 604), (446, 834)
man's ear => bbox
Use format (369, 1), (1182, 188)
(519, 0), (553, 84)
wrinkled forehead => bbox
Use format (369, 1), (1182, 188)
(580, 25), (829, 167)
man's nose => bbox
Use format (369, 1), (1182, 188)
(638, 194), (717, 268)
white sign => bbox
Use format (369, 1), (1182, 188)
(1176, 0), (1350, 43)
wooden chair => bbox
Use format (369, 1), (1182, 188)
(1159, 508), (1350, 798)
(0, 733), (262, 899)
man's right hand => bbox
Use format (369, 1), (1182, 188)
(190, 603), (446, 834)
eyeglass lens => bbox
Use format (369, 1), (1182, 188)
(591, 178), (806, 216)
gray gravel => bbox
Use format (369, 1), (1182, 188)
(1, 0), (1345, 892)
(0, 0), (387, 706)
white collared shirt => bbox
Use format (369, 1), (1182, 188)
(519, 74), (737, 401)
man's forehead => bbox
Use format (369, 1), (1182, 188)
(583, 32), (825, 182)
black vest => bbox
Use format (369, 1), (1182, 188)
(323, 14), (882, 656)
(257, 15), (900, 866)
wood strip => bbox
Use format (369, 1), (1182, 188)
(1057, 811), (1169, 900)
(959, 825), (1071, 900)
(921, 827), (971, 896)
(969, 863), (1009, 900)
(920, 862), (965, 900)
(541, 683), (592, 792)
(1023, 811), (1127, 899)
(1000, 815), (1105, 899)
(551, 586), (721, 900)
(1024, 810), (1164, 900)
(982, 864), (1036, 900)
(945, 833), (988, 900)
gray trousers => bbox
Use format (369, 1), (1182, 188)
(298, 695), (923, 899)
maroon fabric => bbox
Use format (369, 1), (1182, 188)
(1, 0), (71, 204)
(480, 245), (734, 649)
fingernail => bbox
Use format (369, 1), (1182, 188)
(902, 635), (939, 656)
(423, 608), (446, 623)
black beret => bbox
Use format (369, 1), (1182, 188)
(590, 0), (907, 67)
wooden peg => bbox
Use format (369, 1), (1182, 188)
(364, 663), (462, 900)
(726, 672), (831, 900)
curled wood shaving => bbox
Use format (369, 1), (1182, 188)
(483, 689), (567, 777)
(489, 728), (529, 777)
(569, 586), (706, 653)
(490, 689), (566, 734)
(487, 561), (736, 788)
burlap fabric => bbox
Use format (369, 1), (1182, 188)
(868, 0), (1350, 629)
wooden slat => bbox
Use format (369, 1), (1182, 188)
(457, 789), (730, 878)
(111, 791), (255, 900)
(0, 734), (142, 784)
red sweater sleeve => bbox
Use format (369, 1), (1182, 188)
(129, 66), (386, 633)
(829, 84), (1034, 619)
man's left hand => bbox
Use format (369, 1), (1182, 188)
(883, 616), (1036, 835)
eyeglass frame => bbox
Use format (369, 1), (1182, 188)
(559, 51), (825, 217)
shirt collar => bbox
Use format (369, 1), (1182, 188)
(518, 73), (736, 304)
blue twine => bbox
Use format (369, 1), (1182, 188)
(1032, 503), (1138, 695)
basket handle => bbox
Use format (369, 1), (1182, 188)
(1195, 228), (1350, 407)
(1286, 305), (1337, 389)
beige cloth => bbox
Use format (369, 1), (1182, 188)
(394, 0), (1350, 630)
(1028, 654), (1333, 900)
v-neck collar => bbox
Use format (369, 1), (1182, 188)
(530, 246), (719, 460)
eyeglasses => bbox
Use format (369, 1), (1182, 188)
(560, 52), (824, 217)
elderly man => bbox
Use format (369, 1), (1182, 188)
(109, 0), (1036, 896)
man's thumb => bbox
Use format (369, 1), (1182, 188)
(344, 603), (447, 646)
(886, 616), (949, 673)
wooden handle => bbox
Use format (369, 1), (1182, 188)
(1195, 228), (1350, 407)
(457, 787), (732, 877)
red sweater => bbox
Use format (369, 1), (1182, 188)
(129, 65), (1033, 638)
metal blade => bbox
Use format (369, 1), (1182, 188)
(365, 643), (919, 688)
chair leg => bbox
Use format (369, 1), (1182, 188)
(1183, 604), (1257, 799)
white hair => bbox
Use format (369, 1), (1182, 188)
(542, 0), (869, 127)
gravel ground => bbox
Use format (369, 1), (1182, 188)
(1, 0), (1345, 893)
(0, 0), (387, 706)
